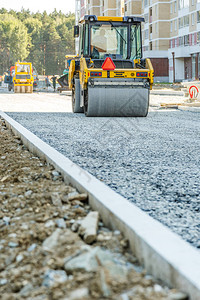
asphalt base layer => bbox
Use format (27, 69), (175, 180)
(1, 111), (200, 300)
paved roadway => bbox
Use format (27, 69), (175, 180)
(0, 87), (199, 249)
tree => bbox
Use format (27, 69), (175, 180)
(0, 9), (75, 75)
(0, 13), (30, 73)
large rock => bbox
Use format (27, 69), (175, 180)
(42, 228), (83, 252)
(64, 246), (128, 284)
(78, 211), (99, 244)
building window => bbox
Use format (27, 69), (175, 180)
(184, 15), (189, 27)
(197, 11), (200, 23)
(192, 34), (195, 45)
(184, 35), (189, 46)
(144, 0), (148, 7)
(174, 1), (177, 12)
(145, 29), (149, 40)
(179, 36), (184, 46)
(179, 17), (183, 28)
(125, 4), (127, 12)
(192, 13), (195, 26)
(144, 13), (149, 23)
(197, 32), (200, 43)
(156, 22), (158, 33)
(175, 19), (177, 31)
(192, 0), (194, 5)
(171, 21), (173, 32)
(170, 3), (173, 13)
(179, 0), (189, 9)
(155, 5), (157, 16)
(179, 0), (184, 9)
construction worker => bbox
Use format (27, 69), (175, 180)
(45, 76), (50, 90)
(51, 75), (57, 92)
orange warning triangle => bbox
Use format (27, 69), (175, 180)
(101, 57), (116, 70)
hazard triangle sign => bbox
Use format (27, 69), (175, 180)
(101, 57), (116, 70)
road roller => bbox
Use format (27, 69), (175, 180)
(13, 61), (34, 93)
(69, 15), (154, 117)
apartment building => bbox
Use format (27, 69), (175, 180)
(124, 0), (170, 81)
(75, 0), (200, 82)
(78, 0), (123, 18)
(168, 0), (200, 81)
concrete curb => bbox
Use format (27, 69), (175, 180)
(151, 90), (184, 96)
(1, 111), (200, 300)
(179, 106), (200, 113)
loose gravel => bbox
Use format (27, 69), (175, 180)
(7, 109), (200, 249)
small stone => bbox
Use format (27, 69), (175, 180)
(16, 254), (24, 263)
(8, 242), (19, 248)
(43, 229), (61, 251)
(21, 223), (29, 230)
(114, 230), (121, 236)
(71, 221), (80, 232)
(51, 193), (62, 206)
(55, 218), (66, 228)
(120, 239), (129, 248)
(42, 269), (68, 287)
(69, 193), (88, 202)
(3, 216), (10, 225)
(52, 170), (60, 177)
(28, 243), (37, 252)
(68, 287), (89, 299)
(97, 234), (105, 242)
(1, 156), (6, 159)
(154, 284), (163, 293)
(78, 211), (99, 244)
(8, 233), (17, 238)
(0, 279), (8, 286)
(45, 220), (55, 228)
(169, 292), (189, 300)
(25, 190), (32, 197)
(20, 283), (33, 296)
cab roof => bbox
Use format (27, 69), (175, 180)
(79, 15), (144, 24)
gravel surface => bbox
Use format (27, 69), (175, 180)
(0, 118), (185, 300)
(6, 108), (200, 250)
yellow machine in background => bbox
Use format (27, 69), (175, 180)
(13, 61), (34, 93)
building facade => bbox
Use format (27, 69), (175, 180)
(168, 0), (200, 81)
(75, 0), (200, 82)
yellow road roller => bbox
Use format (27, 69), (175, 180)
(13, 61), (34, 93)
(69, 15), (154, 117)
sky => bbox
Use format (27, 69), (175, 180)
(0, 0), (75, 14)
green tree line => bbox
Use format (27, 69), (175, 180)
(0, 8), (75, 75)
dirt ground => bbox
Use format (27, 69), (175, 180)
(0, 118), (189, 300)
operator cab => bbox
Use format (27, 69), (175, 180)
(74, 15), (145, 69)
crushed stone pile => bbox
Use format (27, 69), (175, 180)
(0, 118), (188, 300)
